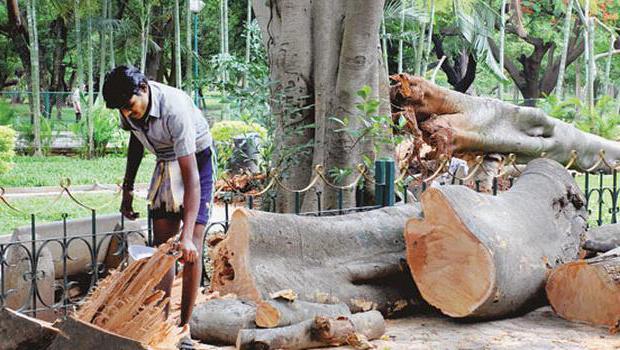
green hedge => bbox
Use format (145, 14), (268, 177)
(0, 125), (16, 174)
(211, 120), (267, 142)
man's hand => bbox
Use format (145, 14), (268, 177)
(120, 189), (140, 220)
(177, 236), (199, 264)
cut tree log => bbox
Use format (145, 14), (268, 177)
(405, 159), (587, 318)
(255, 299), (351, 328)
(2, 237), (56, 321)
(0, 307), (59, 350)
(390, 74), (620, 172)
(210, 204), (424, 315)
(69, 241), (187, 349)
(190, 298), (257, 345)
(546, 247), (620, 332)
(583, 224), (620, 253)
(236, 310), (385, 350)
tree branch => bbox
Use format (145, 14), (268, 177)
(488, 37), (525, 88)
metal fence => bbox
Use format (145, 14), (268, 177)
(0, 156), (618, 320)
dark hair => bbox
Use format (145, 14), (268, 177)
(102, 65), (148, 109)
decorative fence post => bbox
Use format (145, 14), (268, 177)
(375, 158), (395, 207)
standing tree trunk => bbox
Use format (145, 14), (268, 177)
(25, 0), (42, 155)
(498, 0), (506, 99)
(87, 8), (95, 158)
(420, 0), (435, 75)
(108, 0), (115, 69)
(173, 0), (181, 89)
(243, 0), (252, 88)
(546, 247), (620, 331)
(405, 159), (587, 318)
(253, 0), (392, 211)
(555, 0), (574, 97)
(139, 1), (151, 73)
(74, 0), (84, 89)
(97, 0), (108, 96)
(185, 0), (192, 95)
(397, 2), (405, 73)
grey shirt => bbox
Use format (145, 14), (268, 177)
(119, 81), (212, 161)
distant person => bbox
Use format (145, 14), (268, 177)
(102, 65), (214, 327)
(71, 86), (82, 122)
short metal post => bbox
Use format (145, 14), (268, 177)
(384, 158), (395, 206)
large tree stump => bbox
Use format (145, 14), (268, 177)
(583, 224), (620, 253)
(0, 307), (59, 350)
(390, 75), (620, 172)
(405, 159), (587, 318)
(210, 204), (423, 315)
(236, 310), (385, 350)
(546, 247), (620, 332)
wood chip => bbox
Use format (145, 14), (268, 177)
(269, 289), (297, 301)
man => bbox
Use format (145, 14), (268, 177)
(71, 85), (82, 122)
(102, 65), (214, 326)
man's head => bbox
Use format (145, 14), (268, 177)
(102, 65), (149, 120)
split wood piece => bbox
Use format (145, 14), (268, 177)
(236, 310), (385, 350)
(406, 159), (587, 318)
(546, 247), (620, 332)
(390, 74), (620, 172)
(0, 307), (59, 350)
(190, 298), (257, 345)
(256, 299), (351, 328)
(210, 204), (424, 315)
(583, 224), (620, 253)
(74, 241), (186, 348)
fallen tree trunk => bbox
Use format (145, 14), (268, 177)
(390, 74), (620, 172)
(0, 307), (58, 350)
(583, 224), (620, 253)
(256, 299), (351, 328)
(405, 159), (587, 318)
(211, 204), (424, 315)
(546, 247), (620, 332)
(236, 310), (385, 350)
(190, 299), (257, 345)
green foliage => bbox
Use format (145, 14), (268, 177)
(70, 100), (124, 156)
(541, 94), (620, 140)
(0, 125), (16, 175)
(0, 100), (17, 126)
(575, 96), (620, 140)
(331, 85), (404, 155)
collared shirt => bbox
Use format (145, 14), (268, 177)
(119, 81), (212, 161)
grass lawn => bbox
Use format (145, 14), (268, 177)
(0, 155), (156, 188)
(0, 191), (149, 236)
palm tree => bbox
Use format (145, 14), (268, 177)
(25, 0), (42, 155)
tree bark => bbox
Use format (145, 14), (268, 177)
(190, 298), (257, 345)
(210, 204), (424, 315)
(252, 0), (391, 212)
(405, 159), (587, 318)
(0, 307), (59, 350)
(236, 311), (384, 350)
(255, 299), (351, 328)
(583, 224), (620, 253)
(74, 0), (84, 90)
(25, 0), (42, 155)
(390, 75), (620, 172)
(546, 247), (620, 332)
